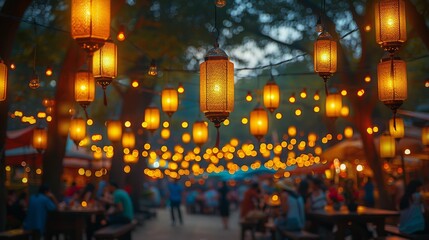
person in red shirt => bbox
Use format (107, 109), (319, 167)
(240, 182), (260, 219)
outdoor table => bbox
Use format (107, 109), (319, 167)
(46, 208), (104, 240)
(307, 205), (399, 239)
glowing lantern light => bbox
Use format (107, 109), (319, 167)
(69, 118), (86, 146)
(389, 117), (404, 139)
(215, 0), (226, 8)
(422, 126), (429, 147)
(122, 130), (135, 149)
(144, 107), (160, 133)
(375, 0), (406, 52)
(177, 82), (185, 94)
(200, 44), (234, 147)
(344, 127), (354, 138)
(117, 25), (126, 41)
(250, 107), (268, 141)
(45, 66), (53, 77)
(182, 132), (191, 144)
(71, 0), (111, 53)
(377, 56), (407, 118)
(379, 133), (396, 158)
(161, 87), (179, 117)
(0, 59), (7, 101)
(93, 39), (117, 105)
(148, 60), (157, 76)
(193, 121), (208, 146)
(288, 126), (297, 137)
(74, 70), (95, 118)
(161, 128), (170, 140)
(314, 31), (337, 94)
(263, 78), (280, 113)
(107, 120), (122, 142)
(245, 91), (252, 102)
(325, 93), (342, 118)
(32, 128), (48, 153)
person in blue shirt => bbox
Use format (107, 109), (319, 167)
(399, 179), (427, 234)
(23, 185), (58, 238)
(168, 179), (184, 225)
(106, 182), (134, 224)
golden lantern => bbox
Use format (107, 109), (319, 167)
(200, 44), (234, 147)
(148, 60), (157, 76)
(93, 39), (117, 105)
(250, 107), (269, 141)
(379, 133), (396, 158)
(325, 93), (342, 118)
(263, 79), (280, 113)
(71, 0), (111, 53)
(288, 126), (297, 137)
(107, 120), (122, 142)
(344, 127), (354, 138)
(389, 117), (404, 139)
(161, 87), (179, 117)
(182, 132), (191, 144)
(161, 128), (170, 140)
(314, 31), (337, 93)
(193, 121), (208, 146)
(377, 56), (407, 115)
(177, 82), (185, 94)
(74, 70), (95, 117)
(32, 127), (48, 154)
(117, 25), (126, 42)
(422, 126), (429, 147)
(375, 0), (407, 52)
(69, 118), (86, 146)
(144, 107), (160, 132)
(122, 130), (135, 149)
(0, 59), (7, 101)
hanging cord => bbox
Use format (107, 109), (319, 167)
(390, 52), (397, 130)
(213, 5), (220, 46)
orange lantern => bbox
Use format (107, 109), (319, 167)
(193, 121), (208, 146)
(263, 79), (280, 113)
(325, 93), (342, 118)
(379, 133), (396, 158)
(161, 128), (170, 140)
(375, 0), (406, 52)
(314, 31), (337, 93)
(71, 0), (111, 53)
(344, 127), (354, 138)
(69, 118), (86, 146)
(93, 39), (117, 105)
(144, 107), (160, 132)
(250, 107), (268, 141)
(122, 130), (135, 149)
(107, 120), (122, 142)
(32, 128), (48, 153)
(0, 59), (7, 101)
(161, 87), (179, 117)
(148, 60), (157, 76)
(422, 126), (429, 147)
(74, 70), (95, 117)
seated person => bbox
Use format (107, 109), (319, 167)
(104, 182), (134, 224)
(23, 185), (58, 238)
(399, 180), (426, 234)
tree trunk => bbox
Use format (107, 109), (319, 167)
(0, 0), (33, 231)
(42, 41), (84, 197)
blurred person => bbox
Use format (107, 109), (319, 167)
(393, 176), (405, 210)
(240, 182), (260, 219)
(204, 185), (219, 214)
(195, 188), (205, 214)
(363, 177), (375, 207)
(274, 178), (305, 235)
(168, 179), (184, 225)
(298, 177), (310, 204)
(343, 179), (359, 210)
(6, 190), (24, 229)
(218, 181), (231, 229)
(185, 189), (198, 213)
(105, 182), (134, 224)
(23, 185), (58, 239)
(399, 180), (426, 234)
(306, 177), (327, 212)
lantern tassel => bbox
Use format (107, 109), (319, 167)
(103, 88), (108, 106)
(324, 78), (329, 96)
(393, 109), (397, 131)
(215, 126), (220, 148)
(83, 106), (89, 119)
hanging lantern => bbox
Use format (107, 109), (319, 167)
(148, 60), (158, 76)
(45, 66), (53, 77)
(325, 93), (342, 118)
(389, 117), (404, 139)
(245, 91), (252, 102)
(375, 0), (407, 52)
(107, 120), (122, 142)
(117, 25), (126, 41)
(193, 121), (208, 146)
(263, 79), (280, 113)
(122, 130), (135, 149)
(422, 126), (429, 147)
(93, 39), (117, 105)
(71, 0), (111, 53)
(74, 70), (95, 118)
(200, 44), (234, 147)
(0, 59), (7, 101)
(379, 133), (396, 158)
(177, 82), (185, 94)
(29, 73), (40, 89)
(215, 0), (226, 8)
(314, 31), (337, 94)
(69, 118), (86, 146)
(32, 127), (48, 154)
(250, 107), (269, 141)
(161, 87), (179, 117)
(144, 107), (160, 132)
(377, 56), (407, 115)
